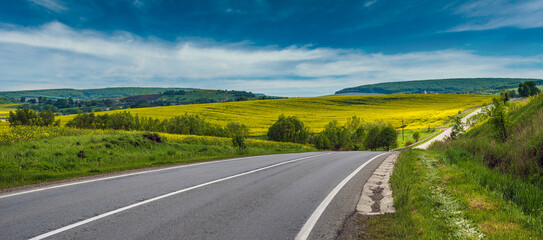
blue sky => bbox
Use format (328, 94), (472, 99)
(1, 0), (543, 96)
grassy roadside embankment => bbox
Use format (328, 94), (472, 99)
(357, 95), (543, 239)
(0, 128), (313, 189)
(357, 149), (540, 239)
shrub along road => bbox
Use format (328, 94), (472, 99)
(0, 151), (390, 240)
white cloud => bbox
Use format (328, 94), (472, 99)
(27, 0), (67, 12)
(1, 22), (542, 96)
(451, 0), (543, 31)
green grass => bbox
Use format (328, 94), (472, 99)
(432, 94), (543, 180)
(362, 149), (541, 239)
(441, 149), (543, 233)
(397, 129), (438, 147)
(0, 132), (313, 189)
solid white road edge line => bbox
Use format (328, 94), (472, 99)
(29, 152), (332, 240)
(295, 152), (389, 240)
(0, 152), (321, 199)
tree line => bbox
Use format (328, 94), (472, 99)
(0, 96), (15, 104)
(266, 115), (398, 151)
(18, 96), (125, 115)
(65, 111), (249, 138)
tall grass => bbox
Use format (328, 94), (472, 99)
(443, 148), (543, 229)
(432, 94), (543, 182)
(429, 94), (543, 235)
(366, 149), (541, 239)
(440, 148), (543, 235)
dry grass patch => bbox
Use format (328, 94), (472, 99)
(479, 220), (519, 235)
(468, 197), (496, 211)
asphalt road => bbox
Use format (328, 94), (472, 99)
(0, 151), (390, 240)
(415, 107), (485, 149)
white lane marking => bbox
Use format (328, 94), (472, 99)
(29, 152), (331, 240)
(295, 152), (389, 240)
(0, 152), (320, 199)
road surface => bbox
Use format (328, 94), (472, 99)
(0, 151), (390, 240)
(415, 108), (484, 149)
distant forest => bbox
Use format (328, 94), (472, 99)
(6, 89), (274, 115)
(0, 96), (13, 104)
(336, 78), (543, 95)
(0, 87), (198, 100)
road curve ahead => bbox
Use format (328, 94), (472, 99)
(0, 151), (390, 240)
(415, 107), (485, 149)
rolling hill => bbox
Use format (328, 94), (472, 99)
(336, 78), (543, 95)
(0, 87), (198, 100)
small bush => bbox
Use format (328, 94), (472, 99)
(267, 115), (309, 144)
(379, 125), (398, 151)
(412, 131), (420, 142)
(449, 116), (463, 139)
(232, 135), (246, 149)
(489, 97), (510, 142)
(227, 122), (250, 137)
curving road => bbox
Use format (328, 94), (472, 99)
(0, 151), (390, 240)
(415, 107), (485, 149)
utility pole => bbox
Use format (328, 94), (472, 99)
(396, 120), (407, 142)
(402, 119), (404, 141)
(400, 119), (407, 141)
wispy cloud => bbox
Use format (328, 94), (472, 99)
(1, 22), (542, 96)
(364, 0), (378, 8)
(451, 0), (543, 31)
(132, 0), (144, 8)
(27, 0), (67, 12)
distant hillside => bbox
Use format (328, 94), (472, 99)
(10, 89), (272, 115)
(0, 87), (198, 100)
(336, 78), (543, 95)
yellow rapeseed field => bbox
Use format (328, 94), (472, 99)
(58, 94), (493, 135)
(0, 104), (20, 118)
